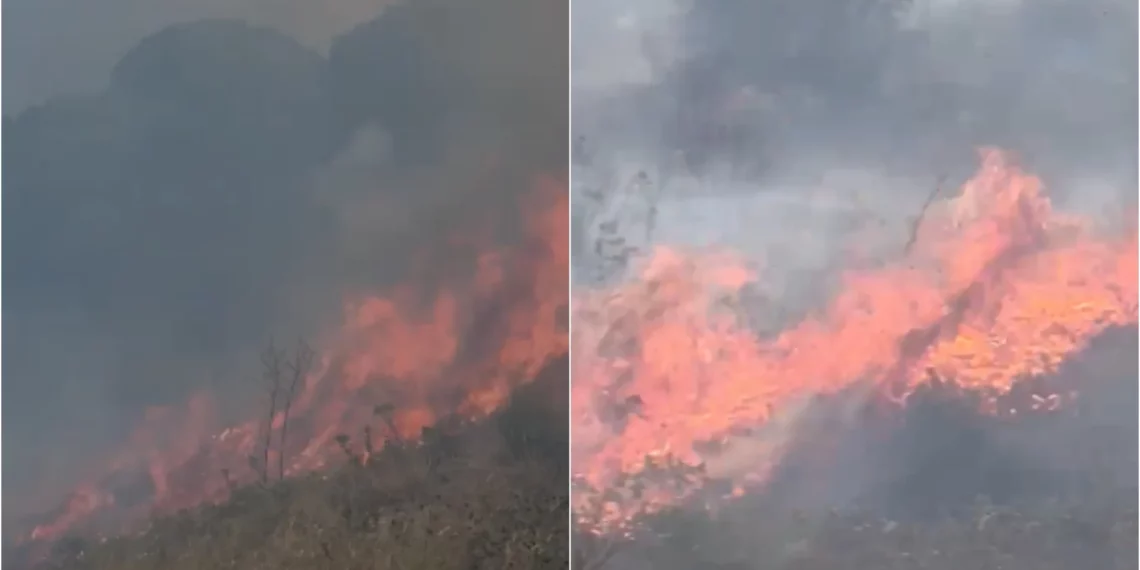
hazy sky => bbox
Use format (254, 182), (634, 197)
(3, 0), (568, 524)
(3, 0), (387, 113)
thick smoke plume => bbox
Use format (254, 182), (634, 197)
(4, 0), (387, 114)
(574, 0), (1135, 176)
(4, 0), (567, 532)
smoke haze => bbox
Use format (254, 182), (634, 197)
(4, 0), (567, 526)
(573, 0), (1135, 312)
(570, 0), (1137, 546)
(4, 0), (390, 114)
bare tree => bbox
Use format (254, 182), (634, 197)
(279, 339), (315, 480)
(254, 338), (315, 483)
(904, 175), (947, 255)
(258, 340), (284, 484)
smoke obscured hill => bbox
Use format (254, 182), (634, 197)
(5, 21), (349, 508)
(4, 0), (567, 534)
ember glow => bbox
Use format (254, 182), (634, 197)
(571, 149), (1138, 531)
(24, 178), (568, 543)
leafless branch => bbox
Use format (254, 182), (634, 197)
(279, 338), (315, 480)
(904, 174), (947, 255)
(259, 339), (284, 484)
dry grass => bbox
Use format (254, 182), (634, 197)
(26, 429), (566, 570)
(12, 360), (571, 570)
(575, 497), (1138, 570)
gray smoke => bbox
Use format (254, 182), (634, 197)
(573, 0), (1135, 317)
(571, 0), (1137, 554)
(4, 0), (566, 528)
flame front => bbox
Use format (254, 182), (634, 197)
(571, 149), (1137, 531)
(26, 178), (568, 543)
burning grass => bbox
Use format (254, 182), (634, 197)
(572, 342), (1139, 570)
(568, 150), (1137, 568)
(571, 149), (1137, 530)
(10, 359), (571, 570)
(4, 177), (569, 558)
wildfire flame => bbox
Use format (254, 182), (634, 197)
(571, 149), (1137, 531)
(24, 178), (568, 543)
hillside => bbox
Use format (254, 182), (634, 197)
(11, 357), (570, 570)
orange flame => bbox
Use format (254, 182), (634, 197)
(571, 149), (1137, 530)
(25, 178), (568, 543)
